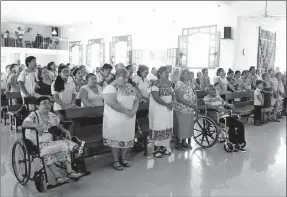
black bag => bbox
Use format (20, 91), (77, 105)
(33, 112), (65, 141)
(48, 126), (66, 141)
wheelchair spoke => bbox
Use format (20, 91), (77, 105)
(206, 133), (215, 141)
(200, 133), (205, 145)
(196, 120), (205, 132)
(205, 135), (210, 146)
(194, 132), (203, 139)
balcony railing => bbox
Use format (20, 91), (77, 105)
(1, 32), (68, 50)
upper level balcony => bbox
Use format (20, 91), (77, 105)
(1, 32), (68, 51)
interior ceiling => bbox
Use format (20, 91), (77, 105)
(1, 1), (286, 27)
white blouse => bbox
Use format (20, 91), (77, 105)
(134, 76), (151, 99)
(51, 79), (76, 111)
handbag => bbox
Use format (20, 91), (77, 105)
(34, 112), (65, 141)
(48, 126), (66, 141)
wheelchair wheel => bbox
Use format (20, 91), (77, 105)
(34, 174), (46, 193)
(224, 142), (234, 152)
(193, 116), (218, 148)
(12, 140), (31, 185)
(240, 141), (246, 148)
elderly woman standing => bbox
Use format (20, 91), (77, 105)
(102, 68), (139, 170)
(149, 66), (174, 158)
(174, 68), (197, 150)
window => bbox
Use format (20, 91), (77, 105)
(178, 25), (220, 69)
(86, 39), (105, 71)
(132, 50), (143, 65)
(110, 35), (132, 66)
(69, 41), (82, 65)
(166, 48), (178, 67)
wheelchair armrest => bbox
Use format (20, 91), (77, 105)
(22, 127), (39, 134)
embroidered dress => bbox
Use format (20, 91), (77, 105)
(173, 81), (196, 139)
(102, 83), (137, 148)
(149, 80), (174, 147)
(24, 111), (77, 165)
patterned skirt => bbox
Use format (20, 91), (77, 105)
(149, 95), (173, 147)
(40, 140), (77, 166)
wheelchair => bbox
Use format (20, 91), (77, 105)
(193, 102), (246, 152)
(11, 127), (90, 193)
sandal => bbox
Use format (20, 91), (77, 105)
(153, 150), (162, 158)
(160, 148), (171, 155)
(55, 176), (69, 184)
(181, 143), (192, 150)
(119, 159), (131, 167)
(175, 143), (185, 151)
(112, 161), (123, 171)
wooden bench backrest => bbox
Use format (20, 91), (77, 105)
(225, 91), (254, 101)
(64, 103), (149, 119)
(6, 92), (22, 100)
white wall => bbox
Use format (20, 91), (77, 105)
(233, 17), (286, 72)
(275, 20), (286, 72)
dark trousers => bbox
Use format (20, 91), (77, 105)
(220, 117), (246, 145)
(254, 105), (262, 126)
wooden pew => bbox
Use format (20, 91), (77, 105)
(62, 103), (149, 157)
(225, 90), (254, 122)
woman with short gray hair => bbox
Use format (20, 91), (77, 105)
(174, 68), (197, 150)
(102, 68), (139, 170)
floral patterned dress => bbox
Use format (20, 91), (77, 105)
(24, 111), (77, 165)
(173, 81), (196, 139)
(149, 80), (174, 148)
(102, 82), (137, 148)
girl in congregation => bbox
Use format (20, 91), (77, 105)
(134, 65), (151, 101)
(240, 70), (252, 91)
(214, 68), (228, 94)
(253, 80), (264, 126)
(72, 67), (86, 93)
(149, 66), (174, 158)
(47, 61), (57, 81)
(52, 65), (78, 120)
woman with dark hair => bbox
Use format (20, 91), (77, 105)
(47, 61), (57, 81)
(35, 67), (53, 100)
(78, 73), (103, 107)
(102, 68), (139, 170)
(234, 70), (242, 91)
(72, 67), (86, 93)
(149, 66), (174, 158)
(51, 65), (78, 119)
(214, 68), (229, 94)
(226, 69), (236, 92)
(6, 64), (23, 104)
(22, 96), (83, 183)
(239, 70), (252, 91)
(134, 65), (150, 101)
(126, 65), (136, 87)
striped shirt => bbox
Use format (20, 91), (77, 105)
(203, 94), (226, 108)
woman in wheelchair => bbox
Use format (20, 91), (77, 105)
(204, 85), (246, 152)
(22, 96), (83, 184)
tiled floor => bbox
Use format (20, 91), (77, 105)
(1, 119), (286, 197)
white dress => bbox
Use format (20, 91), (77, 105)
(102, 83), (137, 148)
(149, 80), (174, 147)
